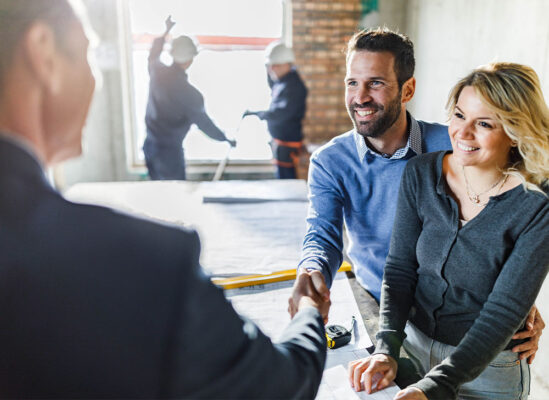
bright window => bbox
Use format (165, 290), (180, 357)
(123, 0), (288, 167)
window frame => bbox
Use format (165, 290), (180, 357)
(117, 0), (293, 177)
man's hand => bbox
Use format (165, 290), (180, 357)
(393, 387), (427, 400)
(512, 304), (545, 363)
(242, 110), (257, 118)
(227, 139), (237, 148)
(288, 270), (330, 324)
(348, 353), (397, 393)
(164, 15), (176, 36)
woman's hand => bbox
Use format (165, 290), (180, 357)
(348, 354), (397, 393)
(394, 387), (427, 400)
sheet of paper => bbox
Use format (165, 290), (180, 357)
(226, 273), (399, 399)
(318, 364), (400, 400)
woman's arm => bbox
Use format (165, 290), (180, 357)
(412, 205), (549, 399)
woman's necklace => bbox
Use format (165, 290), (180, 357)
(462, 166), (507, 207)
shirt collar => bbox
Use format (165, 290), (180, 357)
(354, 112), (423, 162)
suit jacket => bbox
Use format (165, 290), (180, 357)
(0, 136), (326, 398)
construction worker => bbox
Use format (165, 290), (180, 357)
(244, 42), (307, 179)
(143, 16), (235, 180)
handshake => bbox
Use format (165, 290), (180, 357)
(288, 270), (331, 324)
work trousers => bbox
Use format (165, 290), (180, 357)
(270, 139), (301, 180)
(403, 322), (530, 399)
(143, 136), (186, 180)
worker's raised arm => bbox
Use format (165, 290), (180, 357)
(148, 16), (175, 71)
(163, 15), (175, 37)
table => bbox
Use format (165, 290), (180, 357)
(66, 180), (309, 277)
(65, 179), (418, 391)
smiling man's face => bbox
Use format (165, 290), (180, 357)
(344, 50), (403, 139)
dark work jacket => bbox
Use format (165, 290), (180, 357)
(0, 136), (327, 398)
(256, 69), (307, 142)
(145, 37), (227, 146)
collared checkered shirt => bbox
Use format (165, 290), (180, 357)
(353, 114), (423, 162)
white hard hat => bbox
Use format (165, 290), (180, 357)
(264, 41), (295, 65)
(170, 35), (199, 64)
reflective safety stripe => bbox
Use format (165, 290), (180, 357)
(272, 159), (294, 168)
(272, 138), (303, 149)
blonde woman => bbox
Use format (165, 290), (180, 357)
(349, 63), (549, 399)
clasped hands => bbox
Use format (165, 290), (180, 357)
(288, 270), (330, 324)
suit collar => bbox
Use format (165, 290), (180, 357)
(0, 134), (52, 188)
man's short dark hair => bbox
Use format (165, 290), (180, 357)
(0, 0), (77, 91)
(346, 27), (415, 88)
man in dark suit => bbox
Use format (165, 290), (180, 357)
(0, 1), (330, 397)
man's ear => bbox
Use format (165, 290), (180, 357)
(400, 77), (416, 104)
(22, 22), (62, 94)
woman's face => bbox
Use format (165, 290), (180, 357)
(448, 86), (513, 170)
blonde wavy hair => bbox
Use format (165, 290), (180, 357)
(446, 62), (549, 192)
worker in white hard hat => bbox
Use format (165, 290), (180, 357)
(143, 16), (235, 180)
(243, 41), (308, 179)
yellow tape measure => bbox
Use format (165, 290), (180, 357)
(326, 316), (356, 349)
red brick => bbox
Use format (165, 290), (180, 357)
(294, 0), (360, 148)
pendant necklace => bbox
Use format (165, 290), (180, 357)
(462, 166), (507, 207)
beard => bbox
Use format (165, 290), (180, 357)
(348, 90), (402, 139)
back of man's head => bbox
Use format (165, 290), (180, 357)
(346, 27), (415, 88)
(0, 0), (77, 93)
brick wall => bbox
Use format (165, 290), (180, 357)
(292, 0), (362, 145)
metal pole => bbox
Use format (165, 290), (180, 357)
(212, 115), (244, 181)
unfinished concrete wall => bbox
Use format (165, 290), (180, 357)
(405, 0), (549, 123)
(56, 0), (137, 189)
